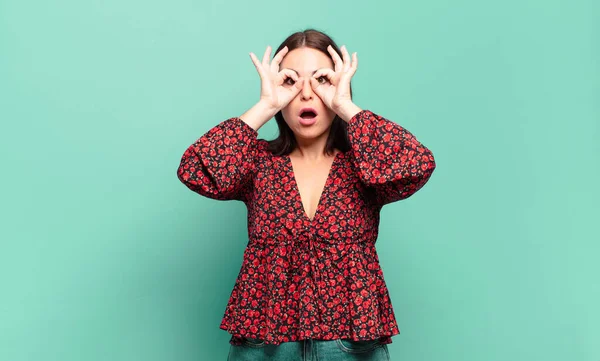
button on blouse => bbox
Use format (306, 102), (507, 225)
(177, 109), (436, 346)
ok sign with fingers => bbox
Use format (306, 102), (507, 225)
(249, 45), (303, 114)
(309, 45), (358, 113)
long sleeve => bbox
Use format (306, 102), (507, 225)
(346, 109), (436, 208)
(176, 116), (260, 202)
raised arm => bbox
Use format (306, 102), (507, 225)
(307, 45), (436, 207)
(176, 44), (309, 202)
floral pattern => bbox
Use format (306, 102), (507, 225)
(177, 109), (436, 345)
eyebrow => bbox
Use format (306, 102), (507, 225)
(284, 68), (319, 76)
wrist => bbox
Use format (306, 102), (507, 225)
(334, 102), (363, 122)
(257, 99), (279, 118)
(240, 101), (278, 132)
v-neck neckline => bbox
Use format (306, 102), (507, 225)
(285, 150), (342, 223)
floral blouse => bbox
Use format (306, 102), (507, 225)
(176, 109), (436, 346)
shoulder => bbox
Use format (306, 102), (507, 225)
(254, 138), (271, 157)
(253, 138), (282, 164)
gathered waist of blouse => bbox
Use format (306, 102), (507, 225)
(240, 237), (383, 274)
(244, 236), (379, 248)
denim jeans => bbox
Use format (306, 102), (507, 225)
(227, 336), (391, 361)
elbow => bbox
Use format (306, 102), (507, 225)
(422, 149), (436, 180)
(176, 158), (206, 193)
(176, 161), (191, 186)
(412, 148), (436, 186)
(426, 149), (436, 175)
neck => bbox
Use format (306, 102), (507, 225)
(292, 132), (334, 161)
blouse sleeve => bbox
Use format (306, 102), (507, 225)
(346, 109), (436, 208)
(176, 116), (260, 202)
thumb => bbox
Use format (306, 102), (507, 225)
(309, 78), (323, 96)
(292, 80), (303, 93)
(283, 80), (301, 101)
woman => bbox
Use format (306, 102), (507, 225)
(177, 29), (436, 361)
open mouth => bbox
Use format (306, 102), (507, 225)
(299, 107), (318, 119)
(300, 110), (317, 119)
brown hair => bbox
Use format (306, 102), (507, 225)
(266, 29), (353, 157)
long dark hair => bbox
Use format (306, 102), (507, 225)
(267, 29), (353, 157)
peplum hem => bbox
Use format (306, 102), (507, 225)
(218, 240), (401, 346)
(219, 319), (400, 346)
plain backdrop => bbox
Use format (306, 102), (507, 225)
(0, 0), (598, 360)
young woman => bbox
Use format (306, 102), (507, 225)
(177, 29), (436, 361)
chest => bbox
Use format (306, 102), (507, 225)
(249, 151), (376, 238)
(288, 154), (337, 222)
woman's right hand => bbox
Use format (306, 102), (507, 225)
(249, 45), (302, 114)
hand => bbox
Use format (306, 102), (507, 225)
(249, 45), (302, 114)
(309, 45), (358, 113)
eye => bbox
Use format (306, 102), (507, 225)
(284, 76), (296, 86)
(316, 75), (328, 84)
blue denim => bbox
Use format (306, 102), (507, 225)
(227, 336), (391, 361)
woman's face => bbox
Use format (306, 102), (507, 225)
(279, 46), (336, 142)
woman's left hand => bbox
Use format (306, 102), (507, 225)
(310, 45), (357, 113)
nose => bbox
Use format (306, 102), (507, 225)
(299, 77), (313, 100)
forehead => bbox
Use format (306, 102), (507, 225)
(280, 47), (334, 75)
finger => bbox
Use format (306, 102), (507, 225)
(348, 52), (358, 77)
(310, 78), (328, 101)
(327, 45), (343, 72)
(313, 68), (335, 81)
(314, 68), (337, 87)
(293, 79), (303, 91)
(283, 79), (302, 102)
(341, 45), (351, 72)
(262, 45), (271, 66)
(249, 52), (266, 78)
(279, 68), (298, 83)
(271, 46), (288, 73)
(309, 77), (323, 92)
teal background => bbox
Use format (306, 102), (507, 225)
(1, 0), (598, 360)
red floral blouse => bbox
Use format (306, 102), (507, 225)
(177, 109), (436, 346)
